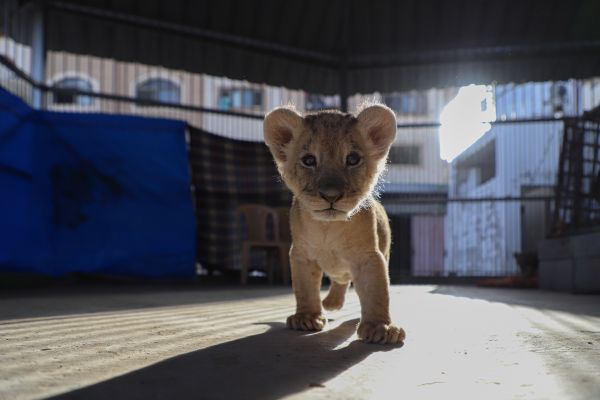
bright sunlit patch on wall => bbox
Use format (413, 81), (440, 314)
(439, 84), (496, 162)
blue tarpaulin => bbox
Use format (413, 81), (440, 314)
(0, 88), (196, 278)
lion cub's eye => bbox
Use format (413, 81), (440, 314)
(301, 154), (317, 167)
(346, 152), (362, 167)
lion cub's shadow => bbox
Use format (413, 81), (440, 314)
(49, 318), (401, 400)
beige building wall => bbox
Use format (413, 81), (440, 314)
(2, 44), (450, 187)
(201, 75), (305, 140)
(350, 88), (454, 186)
(0, 37), (33, 103)
(43, 51), (311, 141)
(43, 50), (451, 185)
(387, 127), (449, 186)
(45, 52), (204, 127)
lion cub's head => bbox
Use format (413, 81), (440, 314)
(264, 104), (396, 221)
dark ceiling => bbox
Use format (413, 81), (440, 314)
(12, 0), (600, 94)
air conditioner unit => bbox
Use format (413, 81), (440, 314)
(550, 83), (569, 114)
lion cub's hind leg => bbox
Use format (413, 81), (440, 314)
(322, 281), (350, 311)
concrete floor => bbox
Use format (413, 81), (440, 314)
(0, 284), (599, 400)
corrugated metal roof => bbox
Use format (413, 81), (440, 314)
(10, 0), (600, 94)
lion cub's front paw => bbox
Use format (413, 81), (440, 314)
(357, 321), (405, 344)
(286, 313), (327, 331)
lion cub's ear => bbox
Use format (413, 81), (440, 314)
(356, 104), (397, 160)
(264, 107), (303, 164)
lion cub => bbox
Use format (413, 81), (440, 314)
(263, 104), (405, 344)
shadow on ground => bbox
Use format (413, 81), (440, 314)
(432, 286), (600, 318)
(47, 318), (401, 400)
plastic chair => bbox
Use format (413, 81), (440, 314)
(236, 204), (290, 285)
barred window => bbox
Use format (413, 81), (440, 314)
(52, 77), (94, 106)
(218, 87), (262, 112)
(389, 145), (421, 165)
(136, 78), (181, 105)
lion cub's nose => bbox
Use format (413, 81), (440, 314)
(318, 174), (344, 204)
(319, 189), (343, 204)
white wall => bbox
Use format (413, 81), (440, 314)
(495, 79), (600, 120)
(445, 121), (563, 276)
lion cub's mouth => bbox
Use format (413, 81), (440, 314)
(313, 207), (347, 220)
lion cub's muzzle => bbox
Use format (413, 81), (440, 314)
(317, 174), (345, 206)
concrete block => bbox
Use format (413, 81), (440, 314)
(570, 233), (600, 257)
(538, 232), (600, 293)
(575, 257), (600, 293)
(539, 260), (574, 292)
(538, 237), (571, 261)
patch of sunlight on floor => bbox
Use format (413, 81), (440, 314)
(290, 287), (571, 400)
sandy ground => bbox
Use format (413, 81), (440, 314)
(0, 284), (599, 400)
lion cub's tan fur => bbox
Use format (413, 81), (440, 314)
(264, 104), (405, 344)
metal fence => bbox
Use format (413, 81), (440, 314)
(2, 2), (600, 280)
(554, 114), (600, 235)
